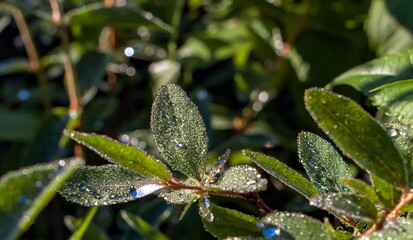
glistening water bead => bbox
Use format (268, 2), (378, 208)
(263, 226), (281, 238)
(130, 186), (138, 198)
(79, 185), (87, 191)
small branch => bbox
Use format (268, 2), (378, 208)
(243, 192), (273, 214)
(12, 8), (52, 112)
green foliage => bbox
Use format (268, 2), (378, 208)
(120, 210), (169, 240)
(0, 158), (83, 240)
(305, 88), (406, 187)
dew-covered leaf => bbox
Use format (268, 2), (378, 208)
(261, 211), (333, 240)
(243, 150), (319, 199)
(203, 149), (230, 185)
(120, 210), (169, 240)
(199, 194), (213, 222)
(0, 158), (83, 240)
(151, 84), (208, 180)
(202, 204), (262, 239)
(385, 122), (413, 187)
(310, 193), (377, 223)
(207, 165), (267, 194)
(59, 165), (164, 206)
(304, 88), (406, 187)
(159, 178), (198, 205)
(66, 4), (172, 31)
(64, 130), (171, 181)
(331, 49), (413, 126)
(361, 217), (413, 240)
(324, 218), (353, 240)
(298, 132), (354, 194)
(370, 174), (402, 210)
(225, 237), (264, 240)
(341, 178), (380, 203)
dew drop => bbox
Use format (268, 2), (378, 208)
(79, 185), (87, 191)
(18, 196), (28, 203)
(130, 186), (138, 198)
(263, 226), (280, 238)
(171, 115), (177, 122)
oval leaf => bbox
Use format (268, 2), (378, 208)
(0, 158), (83, 240)
(202, 204), (262, 239)
(298, 132), (354, 194)
(243, 150), (319, 199)
(262, 211), (333, 240)
(310, 193), (377, 223)
(304, 88), (406, 187)
(151, 84), (208, 180)
(64, 130), (171, 181)
(341, 178), (380, 203)
(59, 165), (164, 206)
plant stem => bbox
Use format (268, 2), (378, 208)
(244, 192), (273, 214)
(49, 0), (83, 157)
(12, 8), (52, 112)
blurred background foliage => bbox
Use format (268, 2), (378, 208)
(0, 0), (412, 239)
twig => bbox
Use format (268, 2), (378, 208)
(12, 8), (52, 112)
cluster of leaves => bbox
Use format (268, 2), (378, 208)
(1, 0), (413, 239)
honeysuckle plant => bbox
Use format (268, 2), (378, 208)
(56, 83), (413, 240)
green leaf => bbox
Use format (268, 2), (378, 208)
(341, 178), (380, 203)
(371, 174), (402, 210)
(324, 218), (353, 240)
(262, 211), (334, 240)
(0, 158), (83, 240)
(64, 130), (171, 181)
(159, 178), (198, 205)
(370, 79), (413, 92)
(65, 212), (108, 240)
(298, 132), (354, 194)
(67, 206), (100, 240)
(202, 204), (262, 239)
(360, 217), (413, 240)
(332, 49), (413, 126)
(59, 165), (164, 206)
(207, 165), (267, 193)
(66, 4), (172, 31)
(243, 150), (319, 199)
(120, 210), (169, 240)
(151, 84), (208, 180)
(366, 0), (413, 55)
(310, 193), (377, 223)
(304, 88), (406, 187)
(385, 122), (413, 187)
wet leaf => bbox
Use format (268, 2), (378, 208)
(151, 84), (208, 180)
(120, 210), (169, 240)
(59, 165), (164, 206)
(324, 218), (353, 240)
(385, 122), (413, 187)
(261, 211), (334, 240)
(202, 204), (261, 239)
(198, 194), (213, 222)
(361, 217), (413, 240)
(0, 158), (83, 240)
(332, 49), (413, 126)
(310, 193), (377, 223)
(298, 132), (354, 194)
(304, 88), (406, 187)
(66, 4), (172, 31)
(207, 165), (267, 193)
(371, 174), (402, 210)
(341, 178), (380, 203)
(159, 178), (198, 205)
(203, 149), (230, 185)
(64, 130), (171, 181)
(243, 150), (319, 199)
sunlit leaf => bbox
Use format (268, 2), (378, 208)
(261, 211), (333, 240)
(64, 130), (171, 181)
(0, 158), (83, 240)
(298, 132), (354, 194)
(361, 217), (413, 240)
(203, 149), (230, 185)
(304, 88), (406, 187)
(120, 210), (169, 240)
(243, 150), (319, 199)
(151, 84), (208, 180)
(207, 165), (267, 193)
(59, 165), (164, 206)
(310, 193), (377, 223)
(202, 204), (261, 239)
(332, 49), (413, 126)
